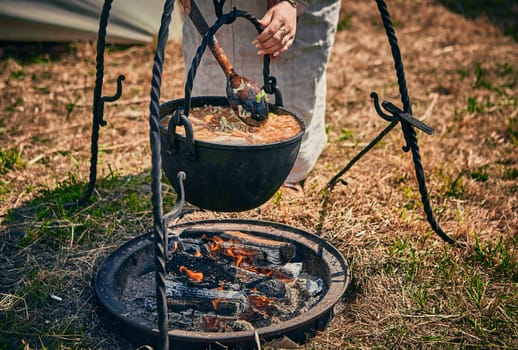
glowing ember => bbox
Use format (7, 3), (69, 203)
(205, 235), (258, 268)
(248, 294), (275, 309)
(211, 298), (221, 310)
(179, 265), (203, 282)
(210, 283), (225, 310)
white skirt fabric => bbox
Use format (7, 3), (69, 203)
(182, 0), (341, 183)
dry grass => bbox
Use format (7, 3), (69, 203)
(1, 0), (517, 349)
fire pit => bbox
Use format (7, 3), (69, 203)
(95, 219), (349, 349)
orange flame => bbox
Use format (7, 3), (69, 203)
(194, 249), (202, 258)
(220, 246), (256, 267)
(211, 298), (221, 310)
(235, 255), (244, 267)
(210, 282), (225, 310)
(248, 294), (274, 308)
(208, 236), (223, 255)
(245, 266), (293, 282)
(179, 265), (203, 282)
(212, 236), (224, 243)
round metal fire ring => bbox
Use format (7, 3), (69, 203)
(95, 219), (350, 349)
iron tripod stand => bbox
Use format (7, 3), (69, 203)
(84, 1), (460, 349)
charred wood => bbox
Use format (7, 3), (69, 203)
(164, 280), (249, 316)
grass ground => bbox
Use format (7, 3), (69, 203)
(1, 0), (516, 349)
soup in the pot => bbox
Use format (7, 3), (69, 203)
(161, 105), (302, 145)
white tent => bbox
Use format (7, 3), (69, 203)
(0, 0), (183, 43)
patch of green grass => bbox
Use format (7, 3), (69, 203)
(459, 62), (517, 121)
(456, 67), (470, 79)
(470, 165), (489, 182)
(466, 96), (482, 114)
(0, 171), (158, 350)
(466, 96), (493, 114)
(10, 69), (25, 81)
(337, 14), (353, 31)
(12, 173), (95, 247)
(97, 165), (123, 189)
(35, 173), (86, 213)
(388, 238), (418, 280)
(337, 128), (355, 141)
(5, 98), (24, 112)
(474, 62), (517, 96)
(503, 166), (517, 180)
(0, 147), (24, 174)
(469, 235), (518, 282)
(23, 270), (54, 308)
(65, 102), (76, 120)
(474, 63), (493, 90)
(464, 272), (489, 307)
(507, 115), (518, 146)
(8, 170), (159, 248)
(444, 172), (465, 198)
(123, 192), (151, 213)
(411, 284), (430, 310)
(0, 179), (11, 200)
(438, 249), (456, 280)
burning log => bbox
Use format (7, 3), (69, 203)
(165, 280), (250, 317)
(166, 253), (236, 288)
(175, 229), (296, 264)
(175, 230), (296, 265)
(219, 231), (296, 265)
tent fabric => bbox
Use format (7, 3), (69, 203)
(0, 0), (183, 43)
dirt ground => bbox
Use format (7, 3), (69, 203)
(1, 0), (516, 349)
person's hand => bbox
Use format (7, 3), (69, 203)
(252, 1), (298, 57)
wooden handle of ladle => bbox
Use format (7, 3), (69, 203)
(188, 0), (234, 78)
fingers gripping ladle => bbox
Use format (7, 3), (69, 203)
(188, 0), (268, 125)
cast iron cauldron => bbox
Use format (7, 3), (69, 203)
(159, 96), (305, 212)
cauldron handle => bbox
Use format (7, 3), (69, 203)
(167, 109), (196, 160)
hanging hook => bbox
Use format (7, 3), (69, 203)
(96, 74), (125, 126)
(370, 92), (397, 122)
(163, 171), (187, 259)
(370, 92), (434, 135)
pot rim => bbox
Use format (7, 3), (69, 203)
(159, 96), (306, 150)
